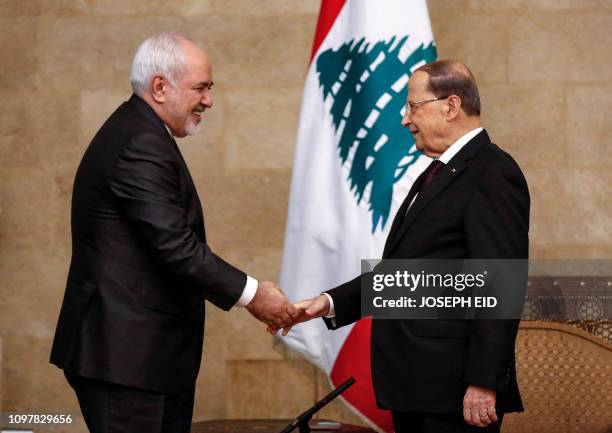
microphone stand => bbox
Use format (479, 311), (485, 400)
(279, 377), (356, 433)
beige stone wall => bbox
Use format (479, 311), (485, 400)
(0, 1), (610, 432)
(433, 0), (612, 259)
(0, 337), (3, 414)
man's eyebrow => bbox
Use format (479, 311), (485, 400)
(193, 81), (214, 88)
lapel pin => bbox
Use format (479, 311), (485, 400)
(450, 168), (456, 173)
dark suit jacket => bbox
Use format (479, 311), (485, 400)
(50, 94), (246, 394)
(325, 130), (528, 414)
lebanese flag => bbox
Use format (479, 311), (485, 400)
(279, 1), (437, 431)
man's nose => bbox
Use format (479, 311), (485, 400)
(202, 92), (213, 108)
(401, 111), (411, 127)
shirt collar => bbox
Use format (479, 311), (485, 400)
(437, 127), (483, 164)
(164, 124), (174, 139)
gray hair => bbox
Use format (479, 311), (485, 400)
(130, 32), (189, 95)
(416, 59), (481, 116)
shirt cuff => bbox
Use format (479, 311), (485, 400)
(323, 293), (336, 318)
(234, 275), (258, 308)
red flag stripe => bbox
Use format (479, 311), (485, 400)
(309, 0), (347, 63)
(330, 319), (394, 433)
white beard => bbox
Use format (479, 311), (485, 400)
(184, 117), (201, 136)
(165, 91), (202, 137)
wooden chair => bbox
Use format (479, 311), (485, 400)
(504, 321), (612, 433)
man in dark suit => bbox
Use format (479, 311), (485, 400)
(50, 32), (297, 433)
(280, 60), (529, 432)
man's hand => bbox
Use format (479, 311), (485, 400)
(245, 281), (298, 331)
(295, 294), (331, 319)
(267, 294), (330, 336)
(463, 385), (497, 428)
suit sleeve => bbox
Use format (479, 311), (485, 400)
(323, 274), (363, 329)
(107, 133), (246, 311)
(463, 155), (530, 391)
(323, 264), (390, 329)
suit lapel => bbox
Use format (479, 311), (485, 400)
(384, 162), (465, 257)
(169, 138), (197, 192)
(128, 94), (199, 198)
(127, 94), (205, 235)
(383, 130), (490, 258)
(170, 137), (205, 235)
(403, 160), (466, 229)
(383, 171), (427, 257)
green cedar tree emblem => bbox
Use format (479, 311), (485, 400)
(316, 36), (436, 232)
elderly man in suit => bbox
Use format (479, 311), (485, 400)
(281, 60), (529, 433)
(50, 32), (297, 433)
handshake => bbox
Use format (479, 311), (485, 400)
(245, 281), (331, 336)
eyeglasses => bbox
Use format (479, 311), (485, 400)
(404, 95), (449, 116)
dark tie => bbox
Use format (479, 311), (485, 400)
(402, 159), (446, 217)
(418, 159), (445, 193)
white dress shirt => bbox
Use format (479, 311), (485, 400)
(235, 276), (258, 308)
(438, 127), (483, 164)
(324, 127), (484, 318)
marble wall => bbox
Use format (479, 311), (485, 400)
(0, 1), (610, 432)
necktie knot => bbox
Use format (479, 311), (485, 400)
(420, 160), (445, 192)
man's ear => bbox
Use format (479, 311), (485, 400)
(150, 75), (168, 103)
(446, 95), (462, 120)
